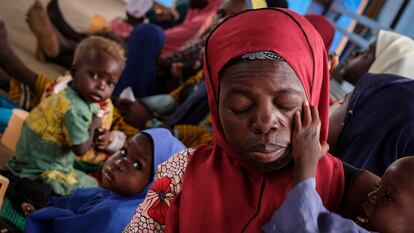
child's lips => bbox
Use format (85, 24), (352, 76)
(356, 202), (374, 229)
(91, 95), (102, 102)
(356, 213), (369, 224)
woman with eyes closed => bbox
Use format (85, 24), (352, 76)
(123, 9), (374, 233)
(24, 128), (185, 233)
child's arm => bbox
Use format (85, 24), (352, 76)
(291, 101), (328, 186)
(263, 102), (373, 233)
(263, 178), (373, 233)
(71, 115), (102, 156)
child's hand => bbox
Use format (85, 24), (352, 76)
(73, 115), (104, 156)
(95, 129), (111, 150)
(292, 101), (329, 185)
(91, 114), (103, 131)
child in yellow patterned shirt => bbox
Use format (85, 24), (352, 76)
(6, 36), (125, 196)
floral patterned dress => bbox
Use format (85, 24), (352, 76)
(123, 148), (195, 232)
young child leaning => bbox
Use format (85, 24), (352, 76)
(263, 103), (414, 233)
(6, 36), (125, 196)
(24, 128), (186, 233)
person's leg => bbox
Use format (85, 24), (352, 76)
(26, 0), (76, 69)
(46, 0), (88, 42)
(113, 24), (165, 98)
(0, 20), (38, 91)
(0, 68), (11, 92)
(26, 0), (60, 60)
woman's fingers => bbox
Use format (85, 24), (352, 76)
(302, 101), (311, 127)
(310, 104), (321, 133)
(293, 111), (302, 132)
(298, 101), (322, 136)
(310, 104), (319, 123)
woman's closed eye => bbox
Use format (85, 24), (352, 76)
(227, 94), (253, 116)
(231, 106), (252, 115)
(278, 104), (298, 112)
(274, 95), (302, 112)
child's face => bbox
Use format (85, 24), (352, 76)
(358, 160), (414, 233)
(101, 133), (153, 196)
(71, 50), (122, 103)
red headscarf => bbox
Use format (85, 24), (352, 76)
(166, 9), (344, 232)
(305, 14), (335, 51)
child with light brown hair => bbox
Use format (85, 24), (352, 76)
(5, 36), (125, 196)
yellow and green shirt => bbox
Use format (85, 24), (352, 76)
(7, 87), (99, 195)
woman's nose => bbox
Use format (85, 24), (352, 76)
(252, 103), (280, 134)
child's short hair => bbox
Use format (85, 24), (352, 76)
(73, 36), (125, 68)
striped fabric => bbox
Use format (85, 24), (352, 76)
(169, 70), (204, 102)
(174, 124), (212, 147)
(8, 75), (52, 110)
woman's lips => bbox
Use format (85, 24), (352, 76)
(247, 143), (288, 163)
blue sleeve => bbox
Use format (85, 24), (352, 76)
(263, 178), (375, 233)
(50, 188), (106, 210)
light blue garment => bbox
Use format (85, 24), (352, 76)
(0, 96), (21, 133)
(24, 128), (185, 233)
(263, 178), (376, 233)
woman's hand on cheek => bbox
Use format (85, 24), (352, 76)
(292, 101), (329, 185)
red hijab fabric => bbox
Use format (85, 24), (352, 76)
(305, 14), (335, 51)
(166, 9), (344, 232)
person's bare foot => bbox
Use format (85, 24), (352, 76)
(26, 0), (59, 59)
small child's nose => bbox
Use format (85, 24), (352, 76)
(367, 190), (377, 204)
(97, 79), (106, 90)
(114, 158), (126, 171)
